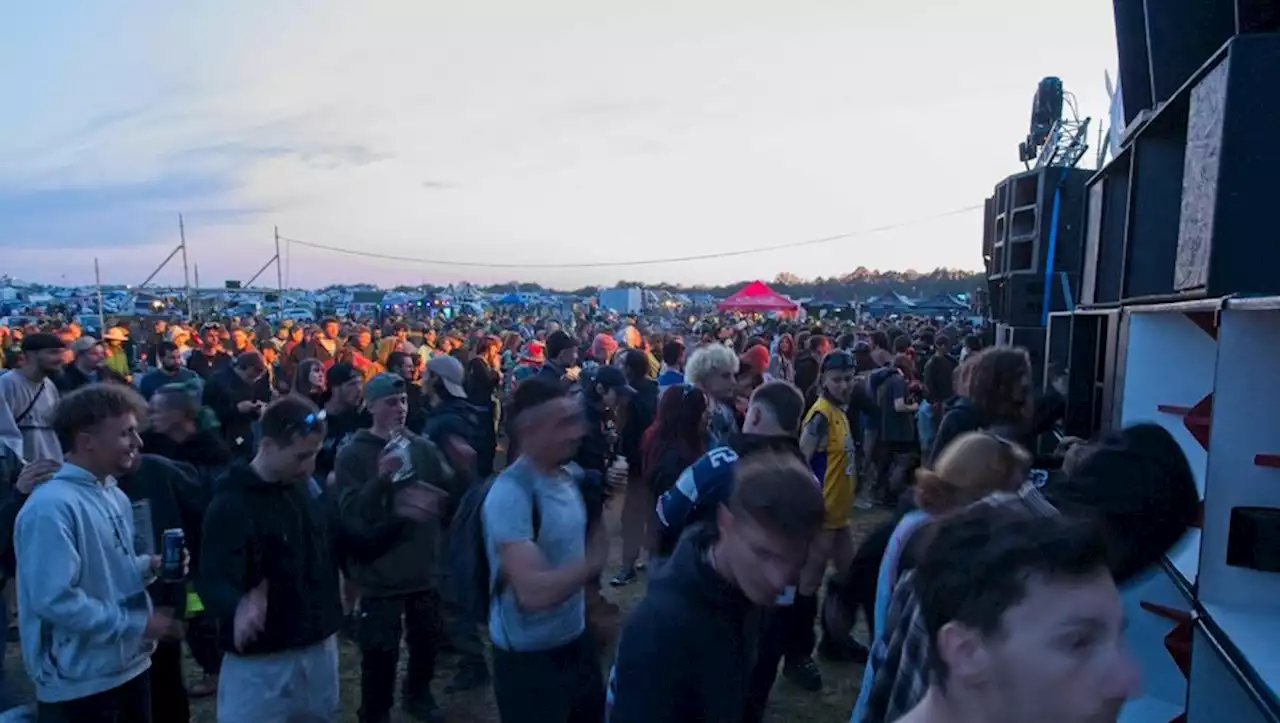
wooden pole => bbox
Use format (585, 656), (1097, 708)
(180, 214), (192, 319)
(94, 258), (106, 332)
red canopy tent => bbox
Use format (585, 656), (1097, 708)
(717, 280), (799, 313)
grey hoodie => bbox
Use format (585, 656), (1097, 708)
(15, 462), (156, 703)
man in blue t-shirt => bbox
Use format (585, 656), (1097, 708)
(482, 377), (608, 723)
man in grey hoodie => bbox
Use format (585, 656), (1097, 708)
(15, 384), (183, 723)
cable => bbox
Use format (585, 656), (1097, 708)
(278, 203), (983, 270)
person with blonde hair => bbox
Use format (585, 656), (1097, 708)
(686, 343), (740, 448)
(850, 431), (1031, 723)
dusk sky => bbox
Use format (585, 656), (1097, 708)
(1, 1), (1119, 290)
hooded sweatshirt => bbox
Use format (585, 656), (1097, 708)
(607, 524), (757, 723)
(15, 462), (157, 703)
(197, 461), (343, 657)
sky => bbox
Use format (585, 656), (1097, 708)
(0, 0), (1119, 290)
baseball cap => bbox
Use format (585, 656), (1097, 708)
(592, 365), (636, 396)
(426, 355), (468, 399)
(851, 340), (872, 354)
(71, 336), (101, 356)
(821, 350), (856, 373)
(364, 373), (408, 406)
(326, 363), (361, 389)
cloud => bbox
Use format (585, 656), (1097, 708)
(0, 171), (267, 249)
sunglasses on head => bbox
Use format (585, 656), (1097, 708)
(286, 409), (328, 436)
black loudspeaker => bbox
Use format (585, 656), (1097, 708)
(1060, 311), (1120, 439)
(988, 167), (1091, 326)
(1083, 33), (1280, 304)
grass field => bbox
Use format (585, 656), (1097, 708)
(2, 482), (891, 723)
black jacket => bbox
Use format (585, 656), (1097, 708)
(54, 364), (127, 393)
(609, 524), (757, 723)
(116, 455), (209, 616)
(197, 462), (343, 656)
(203, 367), (271, 457)
(930, 389), (1067, 466)
(921, 353), (957, 404)
(620, 377), (659, 469)
(0, 447), (24, 577)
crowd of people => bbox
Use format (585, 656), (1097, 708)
(0, 305), (1199, 723)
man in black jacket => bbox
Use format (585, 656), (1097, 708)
(609, 451), (825, 723)
(336, 373), (465, 723)
(202, 351), (271, 460)
(197, 397), (345, 722)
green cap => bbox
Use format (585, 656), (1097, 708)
(364, 373), (407, 405)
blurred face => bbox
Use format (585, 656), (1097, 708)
(335, 377), (363, 408)
(936, 339), (952, 356)
(149, 396), (185, 436)
(323, 322), (339, 339)
(557, 346), (579, 367)
(202, 331), (219, 347)
(600, 387), (620, 410)
(232, 329), (250, 350)
(307, 365), (326, 391)
(944, 570), (1138, 723)
(79, 344), (106, 369)
(290, 328), (304, 342)
(358, 331), (372, 348)
(393, 356), (415, 380)
(371, 393), (408, 430)
(716, 506), (811, 606)
(701, 367), (736, 401)
(34, 348), (66, 374)
(262, 431), (325, 483)
(822, 369), (855, 404)
(80, 412), (143, 478)
(522, 397), (585, 464)
(161, 347), (183, 371)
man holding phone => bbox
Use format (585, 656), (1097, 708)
(336, 373), (469, 723)
(201, 351), (272, 460)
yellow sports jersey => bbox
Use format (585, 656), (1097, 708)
(803, 396), (857, 528)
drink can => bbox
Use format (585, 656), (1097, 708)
(162, 529), (185, 582)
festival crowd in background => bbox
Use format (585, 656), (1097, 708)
(0, 302), (1198, 723)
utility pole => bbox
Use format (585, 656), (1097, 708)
(275, 226), (285, 321)
(94, 258), (106, 332)
(179, 214), (192, 319)
(193, 264), (201, 320)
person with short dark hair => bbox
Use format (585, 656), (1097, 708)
(202, 351), (272, 459)
(139, 341), (199, 400)
(657, 340), (686, 394)
(17, 384), (181, 722)
(897, 505), (1138, 723)
(196, 396), (344, 722)
(0, 332), (66, 463)
(484, 376), (607, 723)
(608, 451), (825, 723)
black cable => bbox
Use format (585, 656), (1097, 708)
(278, 203), (982, 270)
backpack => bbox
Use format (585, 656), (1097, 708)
(447, 477), (541, 624)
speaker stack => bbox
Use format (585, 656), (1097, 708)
(984, 166), (1092, 387)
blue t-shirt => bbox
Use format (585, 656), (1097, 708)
(482, 457), (587, 652)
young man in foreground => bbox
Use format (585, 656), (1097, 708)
(898, 505), (1140, 723)
(608, 450), (825, 723)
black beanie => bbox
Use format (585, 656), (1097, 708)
(1042, 423), (1200, 584)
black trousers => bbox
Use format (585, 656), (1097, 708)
(186, 613), (222, 676)
(492, 633), (605, 723)
(37, 668), (152, 723)
(355, 590), (440, 723)
(150, 639), (190, 723)
(744, 599), (816, 723)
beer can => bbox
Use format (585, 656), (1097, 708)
(162, 529), (185, 582)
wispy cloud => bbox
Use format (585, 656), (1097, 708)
(1, 0), (1119, 287)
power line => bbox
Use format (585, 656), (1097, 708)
(278, 203), (983, 270)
